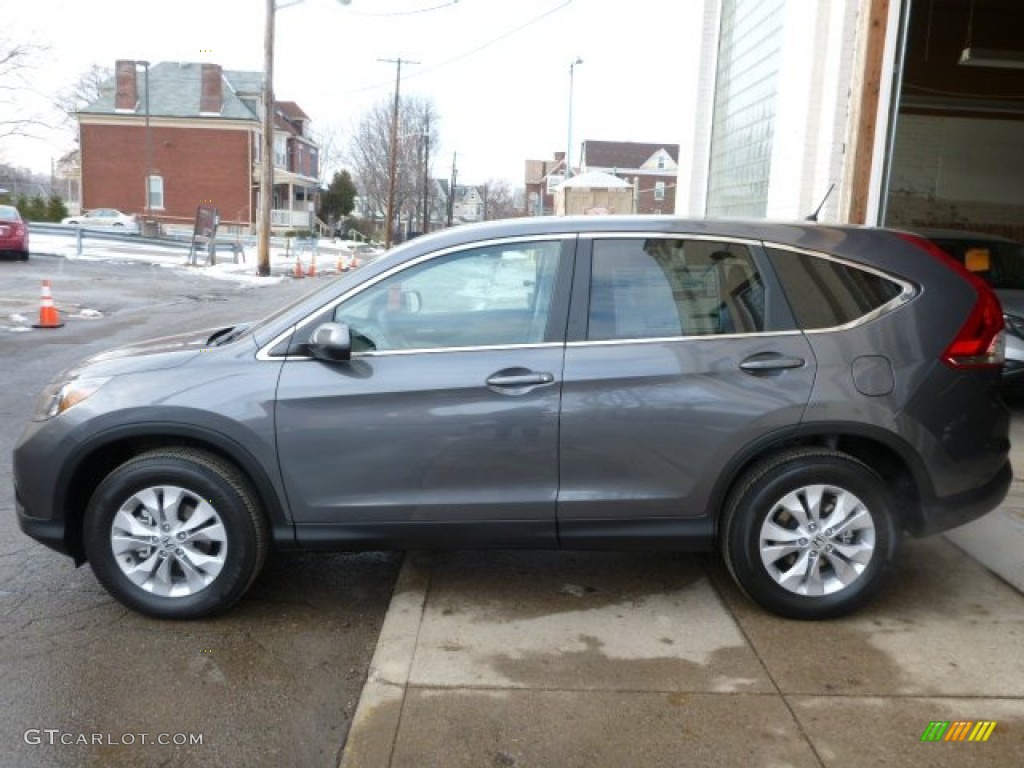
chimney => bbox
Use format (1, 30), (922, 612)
(200, 64), (223, 114)
(114, 60), (139, 111)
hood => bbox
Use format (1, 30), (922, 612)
(71, 326), (240, 377)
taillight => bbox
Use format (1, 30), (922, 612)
(898, 233), (1005, 369)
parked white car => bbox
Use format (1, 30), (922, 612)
(62, 208), (139, 233)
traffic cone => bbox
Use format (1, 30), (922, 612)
(293, 255), (304, 278)
(306, 252), (317, 278)
(33, 280), (64, 329)
(336, 253), (347, 273)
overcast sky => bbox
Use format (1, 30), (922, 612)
(2, 0), (697, 186)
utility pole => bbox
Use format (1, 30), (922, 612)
(379, 57), (419, 249)
(447, 152), (457, 227)
(258, 0), (276, 276)
(421, 113), (430, 235)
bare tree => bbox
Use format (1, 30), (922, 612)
(346, 95), (440, 236)
(0, 39), (50, 149)
(479, 178), (520, 221)
(54, 64), (113, 132)
(312, 123), (345, 188)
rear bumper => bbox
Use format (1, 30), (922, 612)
(913, 460), (1012, 537)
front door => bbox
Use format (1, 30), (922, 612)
(275, 236), (574, 547)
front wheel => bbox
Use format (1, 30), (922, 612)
(83, 448), (268, 619)
(721, 448), (899, 620)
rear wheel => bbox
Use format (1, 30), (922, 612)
(721, 448), (899, 619)
(83, 448), (268, 619)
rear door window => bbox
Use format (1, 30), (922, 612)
(587, 238), (767, 340)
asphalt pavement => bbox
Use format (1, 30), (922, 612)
(0, 253), (399, 768)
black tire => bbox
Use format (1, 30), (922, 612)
(83, 448), (268, 619)
(720, 448), (899, 620)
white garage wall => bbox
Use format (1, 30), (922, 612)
(887, 114), (1024, 234)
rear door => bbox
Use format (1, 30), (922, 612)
(558, 234), (817, 545)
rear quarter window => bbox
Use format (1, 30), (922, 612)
(766, 247), (904, 330)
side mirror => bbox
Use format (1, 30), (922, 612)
(308, 322), (352, 362)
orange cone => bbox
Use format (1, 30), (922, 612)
(293, 255), (304, 278)
(33, 280), (64, 329)
(336, 253), (347, 273)
(306, 252), (317, 278)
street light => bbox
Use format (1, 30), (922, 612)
(566, 56), (583, 180)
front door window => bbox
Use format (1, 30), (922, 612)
(334, 240), (563, 352)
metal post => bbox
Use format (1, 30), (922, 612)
(137, 61), (152, 231)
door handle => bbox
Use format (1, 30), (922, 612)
(739, 354), (806, 373)
(486, 372), (555, 388)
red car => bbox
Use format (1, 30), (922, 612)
(0, 205), (29, 260)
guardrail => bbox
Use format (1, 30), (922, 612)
(28, 223), (286, 253)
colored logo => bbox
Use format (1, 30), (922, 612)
(920, 721), (996, 742)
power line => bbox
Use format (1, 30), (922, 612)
(341, 0), (460, 17)
(338, 0), (574, 95)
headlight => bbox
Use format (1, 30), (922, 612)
(32, 377), (110, 421)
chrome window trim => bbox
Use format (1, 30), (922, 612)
(587, 232), (762, 247)
(263, 341), (565, 363)
(256, 234), (574, 362)
(567, 330), (803, 348)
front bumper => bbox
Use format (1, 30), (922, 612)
(16, 489), (72, 557)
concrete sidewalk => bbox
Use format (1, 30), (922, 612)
(340, 538), (1023, 768)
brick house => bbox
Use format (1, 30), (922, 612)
(578, 141), (680, 214)
(76, 60), (320, 233)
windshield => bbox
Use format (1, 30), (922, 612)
(932, 237), (1024, 291)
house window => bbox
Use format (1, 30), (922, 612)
(147, 175), (164, 210)
(654, 182), (665, 201)
(274, 136), (288, 169)
(657, 155), (666, 169)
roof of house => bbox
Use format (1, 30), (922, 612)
(581, 140), (680, 169)
(559, 171), (632, 189)
(276, 101), (310, 121)
(80, 62), (260, 120)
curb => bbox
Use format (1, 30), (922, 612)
(339, 556), (430, 768)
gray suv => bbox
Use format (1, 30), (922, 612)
(13, 218), (1012, 620)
